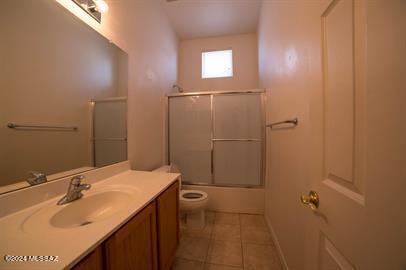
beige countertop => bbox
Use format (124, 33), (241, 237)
(0, 170), (179, 270)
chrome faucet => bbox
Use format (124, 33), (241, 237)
(57, 175), (91, 205)
(27, 171), (47, 186)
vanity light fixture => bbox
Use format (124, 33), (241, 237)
(72, 0), (109, 23)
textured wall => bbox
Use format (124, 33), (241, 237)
(258, 2), (324, 268)
(178, 33), (258, 92)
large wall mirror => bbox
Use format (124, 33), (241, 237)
(0, 0), (128, 194)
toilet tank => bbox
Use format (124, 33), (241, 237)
(153, 164), (181, 174)
(153, 165), (171, 173)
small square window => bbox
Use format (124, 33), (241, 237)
(202, 49), (233, 79)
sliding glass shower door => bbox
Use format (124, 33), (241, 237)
(169, 95), (212, 184)
(212, 94), (262, 186)
(168, 91), (264, 187)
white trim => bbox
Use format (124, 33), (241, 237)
(324, 237), (355, 270)
(265, 214), (290, 270)
(323, 179), (365, 206)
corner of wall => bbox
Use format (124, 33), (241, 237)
(264, 214), (290, 270)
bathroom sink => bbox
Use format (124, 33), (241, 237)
(22, 187), (138, 233)
(50, 191), (133, 228)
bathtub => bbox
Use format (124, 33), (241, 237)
(153, 165), (264, 214)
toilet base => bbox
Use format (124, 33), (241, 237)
(185, 210), (206, 230)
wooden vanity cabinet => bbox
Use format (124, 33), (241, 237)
(71, 181), (179, 270)
(156, 182), (180, 270)
(104, 202), (158, 270)
(72, 246), (103, 270)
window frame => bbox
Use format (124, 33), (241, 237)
(201, 49), (234, 79)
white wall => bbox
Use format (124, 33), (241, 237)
(178, 33), (258, 92)
(362, 1), (406, 268)
(56, 0), (179, 170)
(258, 2), (324, 269)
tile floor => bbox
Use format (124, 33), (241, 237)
(172, 212), (282, 270)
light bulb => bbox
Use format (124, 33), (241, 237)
(94, 0), (109, 13)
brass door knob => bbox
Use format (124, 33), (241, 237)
(300, 191), (319, 210)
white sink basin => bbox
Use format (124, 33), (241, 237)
(50, 191), (133, 228)
(22, 186), (138, 233)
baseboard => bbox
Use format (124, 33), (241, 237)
(265, 214), (290, 270)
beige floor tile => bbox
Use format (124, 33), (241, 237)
(243, 243), (282, 270)
(179, 211), (216, 239)
(215, 212), (240, 225)
(181, 222), (214, 239)
(172, 258), (205, 270)
(176, 236), (210, 262)
(241, 226), (273, 245)
(206, 240), (243, 267)
(204, 263), (243, 270)
(206, 211), (216, 224)
(212, 224), (241, 242)
(239, 214), (268, 229)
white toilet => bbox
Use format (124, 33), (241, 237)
(153, 164), (209, 229)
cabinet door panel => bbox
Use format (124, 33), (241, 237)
(157, 182), (179, 270)
(71, 246), (102, 270)
(105, 202), (157, 270)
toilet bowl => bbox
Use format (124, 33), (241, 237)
(153, 165), (209, 229)
(179, 189), (208, 229)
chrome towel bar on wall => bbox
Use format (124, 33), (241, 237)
(7, 123), (78, 131)
(266, 118), (298, 129)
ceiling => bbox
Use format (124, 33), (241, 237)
(162, 0), (262, 40)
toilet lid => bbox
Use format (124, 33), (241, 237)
(180, 190), (208, 202)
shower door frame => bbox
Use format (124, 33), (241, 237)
(166, 89), (266, 188)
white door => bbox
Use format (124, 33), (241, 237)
(303, 0), (405, 269)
